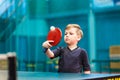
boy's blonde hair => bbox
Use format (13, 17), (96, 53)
(65, 24), (83, 38)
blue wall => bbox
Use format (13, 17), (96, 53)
(95, 11), (120, 60)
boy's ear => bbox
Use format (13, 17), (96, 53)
(77, 36), (81, 41)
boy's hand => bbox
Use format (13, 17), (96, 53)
(42, 40), (54, 48)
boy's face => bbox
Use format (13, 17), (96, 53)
(64, 27), (81, 45)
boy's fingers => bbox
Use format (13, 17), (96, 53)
(47, 40), (54, 43)
(44, 41), (52, 48)
(42, 40), (53, 48)
(47, 40), (54, 48)
(47, 43), (52, 48)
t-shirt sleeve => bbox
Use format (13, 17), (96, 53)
(81, 49), (91, 71)
(51, 47), (62, 58)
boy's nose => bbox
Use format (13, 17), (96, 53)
(66, 34), (69, 37)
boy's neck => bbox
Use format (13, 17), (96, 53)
(68, 45), (78, 50)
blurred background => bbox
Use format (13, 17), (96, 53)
(0, 0), (120, 73)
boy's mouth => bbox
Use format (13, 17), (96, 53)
(65, 38), (70, 41)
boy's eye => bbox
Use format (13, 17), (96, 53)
(65, 33), (67, 35)
(65, 32), (74, 35)
(70, 33), (73, 35)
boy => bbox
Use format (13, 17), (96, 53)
(42, 24), (91, 74)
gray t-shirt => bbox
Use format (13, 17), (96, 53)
(51, 47), (90, 73)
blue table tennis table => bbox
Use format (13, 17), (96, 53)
(17, 71), (120, 80)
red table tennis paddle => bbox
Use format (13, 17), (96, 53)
(47, 26), (62, 46)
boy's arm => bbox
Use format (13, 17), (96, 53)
(81, 49), (91, 74)
(45, 48), (54, 58)
(42, 40), (55, 58)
